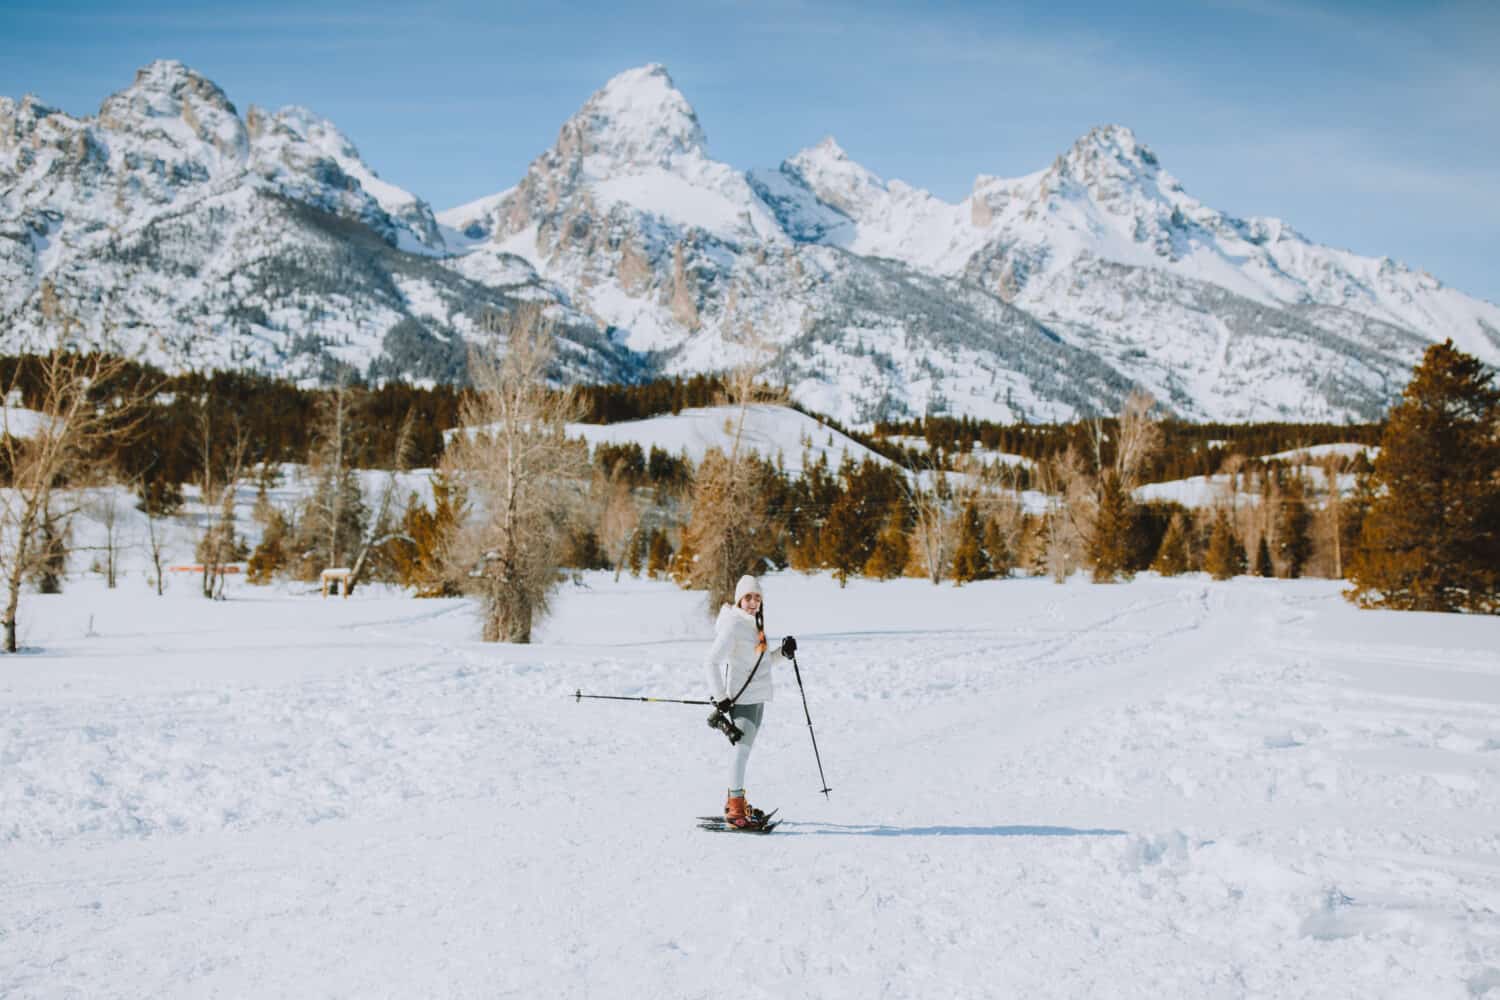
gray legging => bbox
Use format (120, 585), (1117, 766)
(728, 702), (765, 792)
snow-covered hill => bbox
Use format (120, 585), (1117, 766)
(6, 60), (1497, 424)
(568, 403), (884, 474)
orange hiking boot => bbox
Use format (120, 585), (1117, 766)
(724, 794), (751, 828)
(724, 794), (768, 827)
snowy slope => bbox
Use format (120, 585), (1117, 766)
(2, 573), (1498, 997)
(786, 124), (1500, 369)
(568, 403), (886, 474)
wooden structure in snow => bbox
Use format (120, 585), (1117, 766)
(320, 567), (352, 597)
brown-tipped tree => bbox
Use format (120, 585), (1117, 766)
(441, 306), (588, 642)
(392, 473), (468, 597)
(1151, 511), (1192, 576)
(1204, 508), (1243, 581)
(818, 488), (864, 587)
(1088, 471), (1137, 581)
(646, 529), (673, 578)
(1, 346), (149, 651)
(863, 513), (910, 580)
(1349, 340), (1500, 612)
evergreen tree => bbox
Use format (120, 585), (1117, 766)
(1088, 471), (1137, 582)
(561, 529), (607, 570)
(819, 490), (864, 587)
(646, 530), (673, 578)
(1151, 512), (1191, 576)
(863, 513), (910, 580)
(625, 529), (647, 577)
(1255, 536), (1274, 578)
(392, 474), (467, 597)
(136, 476), (184, 516)
(246, 508), (290, 585)
(1205, 509), (1241, 581)
(1349, 340), (1500, 612)
(982, 514), (1014, 578)
(951, 502), (991, 584)
(668, 536), (696, 586)
(1276, 473), (1312, 578)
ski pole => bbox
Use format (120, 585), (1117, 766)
(788, 654), (833, 799)
(574, 689), (715, 706)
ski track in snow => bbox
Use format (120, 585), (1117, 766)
(2, 573), (1499, 997)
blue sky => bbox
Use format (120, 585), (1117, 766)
(3, 0), (1497, 303)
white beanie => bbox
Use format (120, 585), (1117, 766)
(734, 575), (763, 603)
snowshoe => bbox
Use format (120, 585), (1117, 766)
(698, 808), (779, 834)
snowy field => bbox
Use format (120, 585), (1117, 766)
(3, 571), (1499, 998)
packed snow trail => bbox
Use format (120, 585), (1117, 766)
(2, 573), (1498, 997)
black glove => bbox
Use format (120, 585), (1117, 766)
(780, 635), (797, 658)
(713, 697), (733, 713)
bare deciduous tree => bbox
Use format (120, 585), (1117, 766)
(1, 346), (147, 651)
(139, 480), (171, 596)
(197, 420), (249, 600)
(1056, 391), (1162, 582)
(87, 487), (124, 589)
(680, 332), (784, 611)
(303, 379), (362, 572)
(346, 410), (418, 594)
(598, 472), (641, 584)
(899, 462), (954, 585)
(442, 305), (588, 643)
(1037, 449), (1088, 583)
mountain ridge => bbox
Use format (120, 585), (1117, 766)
(3, 60), (1496, 426)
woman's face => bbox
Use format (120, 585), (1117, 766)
(738, 592), (762, 613)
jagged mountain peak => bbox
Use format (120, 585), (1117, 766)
(1044, 123), (1181, 204)
(565, 62), (708, 169)
(800, 135), (852, 162)
(103, 59), (238, 120)
(266, 105), (360, 159)
(784, 135), (890, 220)
(96, 59), (246, 161)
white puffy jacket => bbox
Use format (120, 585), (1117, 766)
(704, 604), (776, 705)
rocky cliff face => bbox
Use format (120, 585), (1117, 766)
(7, 61), (1497, 424)
(0, 61), (638, 385)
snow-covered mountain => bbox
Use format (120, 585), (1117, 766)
(0, 61), (640, 384)
(443, 65), (1498, 423)
(6, 60), (1497, 424)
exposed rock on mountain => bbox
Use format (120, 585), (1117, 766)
(6, 60), (1497, 424)
(0, 60), (639, 384)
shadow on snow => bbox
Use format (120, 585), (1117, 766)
(777, 822), (1128, 838)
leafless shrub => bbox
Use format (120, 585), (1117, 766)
(441, 305), (587, 643)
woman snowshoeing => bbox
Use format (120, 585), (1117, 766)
(704, 574), (794, 829)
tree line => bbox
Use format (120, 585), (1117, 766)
(1, 329), (1494, 654)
